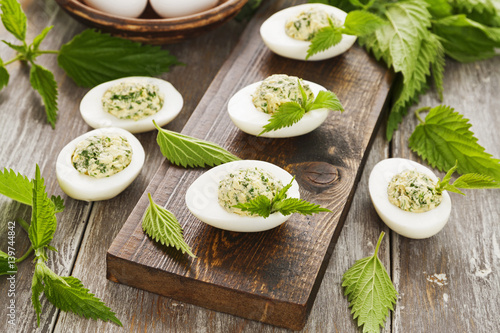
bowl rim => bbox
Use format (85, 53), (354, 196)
(55, 0), (247, 28)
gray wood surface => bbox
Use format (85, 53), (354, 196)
(1, 1), (499, 333)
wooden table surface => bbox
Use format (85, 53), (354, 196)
(1, 1), (499, 332)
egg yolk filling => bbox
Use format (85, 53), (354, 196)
(218, 167), (283, 216)
(251, 74), (314, 114)
(102, 81), (164, 121)
(387, 170), (442, 213)
(72, 135), (133, 178)
(284, 7), (342, 41)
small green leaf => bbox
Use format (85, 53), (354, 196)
(34, 261), (122, 326)
(233, 195), (273, 218)
(307, 25), (343, 59)
(58, 29), (182, 87)
(259, 102), (305, 135)
(50, 195), (65, 213)
(2, 40), (26, 54)
(0, 250), (17, 275)
(154, 121), (240, 168)
(142, 193), (195, 257)
(29, 64), (58, 128)
(310, 90), (344, 112)
(0, 167), (33, 205)
(342, 10), (385, 36)
(342, 232), (397, 333)
(0, 0), (27, 41)
(31, 264), (44, 326)
(28, 165), (57, 250)
(452, 173), (500, 190)
(272, 197), (331, 216)
(31, 26), (53, 54)
(409, 105), (500, 180)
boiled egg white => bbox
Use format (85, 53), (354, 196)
(260, 3), (357, 61)
(228, 79), (330, 138)
(80, 77), (183, 134)
(56, 127), (145, 201)
(83, 0), (148, 18)
(369, 158), (452, 239)
(185, 160), (300, 232)
(150, 0), (218, 18)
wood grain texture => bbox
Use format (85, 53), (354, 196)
(106, 0), (392, 330)
(391, 58), (500, 332)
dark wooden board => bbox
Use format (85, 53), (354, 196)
(106, 0), (392, 330)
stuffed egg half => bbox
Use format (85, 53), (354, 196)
(260, 3), (356, 61)
(369, 158), (451, 239)
(56, 127), (145, 201)
(185, 160), (300, 232)
(228, 75), (330, 138)
(80, 77), (183, 134)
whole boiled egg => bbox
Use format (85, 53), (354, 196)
(185, 160), (300, 232)
(260, 3), (357, 61)
(56, 127), (145, 201)
(228, 74), (333, 138)
(150, 0), (218, 18)
(369, 158), (452, 239)
(80, 77), (183, 134)
(83, 0), (148, 18)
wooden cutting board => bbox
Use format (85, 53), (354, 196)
(106, 0), (392, 330)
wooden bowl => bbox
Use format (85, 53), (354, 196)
(55, 0), (249, 44)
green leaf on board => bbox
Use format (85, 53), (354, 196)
(29, 64), (58, 128)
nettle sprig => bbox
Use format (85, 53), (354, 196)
(0, 0), (180, 128)
(234, 177), (331, 218)
(260, 79), (344, 135)
(0, 166), (121, 326)
(436, 161), (500, 195)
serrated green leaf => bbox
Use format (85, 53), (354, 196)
(342, 232), (397, 333)
(409, 105), (500, 180)
(234, 195), (273, 218)
(154, 121), (240, 168)
(0, 167), (33, 205)
(307, 25), (343, 59)
(31, 264), (44, 326)
(0, 250), (16, 275)
(342, 10), (385, 36)
(310, 90), (344, 111)
(34, 261), (122, 326)
(2, 40), (26, 54)
(0, 0), (26, 41)
(142, 193), (195, 257)
(58, 29), (181, 87)
(423, 0), (453, 18)
(452, 173), (500, 189)
(29, 64), (58, 128)
(50, 195), (65, 213)
(432, 14), (500, 63)
(31, 26), (53, 54)
(272, 197), (331, 216)
(28, 165), (57, 250)
(260, 102), (306, 135)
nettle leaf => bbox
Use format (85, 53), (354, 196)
(31, 25), (53, 54)
(272, 197), (331, 216)
(310, 90), (344, 111)
(29, 64), (58, 128)
(0, 167), (33, 205)
(342, 10), (385, 36)
(34, 261), (122, 326)
(260, 102), (305, 135)
(50, 195), (65, 213)
(409, 105), (500, 180)
(58, 29), (182, 87)
(28, 165), (57, 250)
(342, 232), (397, 333)
(234, 195), (273, 218)
(154, 121), (240, 168)
(307, 25), (343, 59)
(0, 0), (27, 41)
(142, 193), (195, 257)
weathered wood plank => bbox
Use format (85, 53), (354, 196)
(106, 0), (392, 330)
(391, 58), (500, 332)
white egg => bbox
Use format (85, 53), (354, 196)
(56, 127), (145, 201)
(80, 77), (183, 134)
(83, 0), (148, 18)
(150, 0), (218, 18)
(185, 160), (300, 232)
(260, 3), (357, 61)
(228, 79), (330, 138)
(369, 158), (452, 239)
